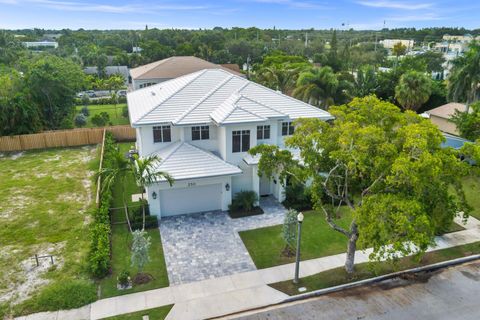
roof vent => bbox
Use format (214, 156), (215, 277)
(151, 91), (156, 96)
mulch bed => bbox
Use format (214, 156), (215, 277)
(228, 206), (264, 219)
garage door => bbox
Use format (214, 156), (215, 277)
(160, 183), (222, 216)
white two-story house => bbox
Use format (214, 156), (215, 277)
(127, 69), (333, 218)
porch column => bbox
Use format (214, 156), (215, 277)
(252, 165), (260, 206)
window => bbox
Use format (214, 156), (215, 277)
(153, 125), (171, 143)
(232, 130), (250, 153)
(192, 126), (210, 140)
(257, 125), (270, 140)
(281, 122), (295, 136)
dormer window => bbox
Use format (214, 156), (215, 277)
(192, 126), (210, 140)
(153, 125), (171, 143)
(281, 122), (295, 136)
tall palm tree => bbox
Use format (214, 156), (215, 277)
(99, 152), (173, 231)
(293, 66), (339, 109)
(448, 42), (480, 111)
(255, 64), (303, 94)
(395, 70), (432, 111)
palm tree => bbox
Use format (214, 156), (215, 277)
(448, 42), (480, 111)
(395, 70), (432, 111)
(293, 66), (339, 109)
(354, 65), (379, 97)
(98, 151), (173, 231)
(254, 63), (306, 95)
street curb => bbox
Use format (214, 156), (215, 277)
(282, 253), (480, 303)
(215, 254), (480, 319)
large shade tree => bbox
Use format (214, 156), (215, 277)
(249, 96), (475, 274)
(395, 70), (432, 111)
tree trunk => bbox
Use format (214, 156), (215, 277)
(141, 192), (146, 231)
(345, 223), (359, 274)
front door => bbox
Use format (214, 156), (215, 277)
(259, 175), (271, 196)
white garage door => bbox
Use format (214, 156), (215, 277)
(160, 183), (222, 216)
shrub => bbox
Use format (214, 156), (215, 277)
(74, 113), (87, 127)
(88, 132), (117, 278)
(81, 106), (90, 117)
(75, 96), (127, 106)
(122, 106), (129, 118)
(131, 215), (159, 230)
(131, 230), (151, 273)
(229, 190), (258, 212)
(91, 112), (110, 127)
(117, 270), (130, 287)
(283, 183), (313, 211)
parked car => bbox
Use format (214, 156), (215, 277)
(117, 90), (127, 97)
(86, 90), (96, 98)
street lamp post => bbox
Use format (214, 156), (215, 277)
(293, 212), (304, 284)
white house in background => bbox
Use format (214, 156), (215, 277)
(129, 56), (244, 90)
(127, 69), (333, 218)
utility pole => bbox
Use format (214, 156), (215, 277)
(305, 32), (308, 48)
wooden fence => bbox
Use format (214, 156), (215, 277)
(0, 125), (136, 152)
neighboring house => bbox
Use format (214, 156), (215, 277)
(380, 39), (415, 51)
(83, 66), (130, 85)
(129, 56), (245, 90)
(127, 69), (333, 218)
(425, 102), (468, 136)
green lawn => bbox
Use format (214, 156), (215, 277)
(98, 143), (169, 299)
(75, 104), (129, 127)
(0, 146), (99, 316)
(240, 206), (465, 270)
(462, 175), (480, 220)
(103, 305), (173, 320)
(239, 208), (352, 269)
(270, 241), (480, 296)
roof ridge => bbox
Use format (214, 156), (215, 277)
(134, 70), (208, 125)
(238, 94), (288, 117)
(241, 81), (331, 116)
(184, 142), (239, 169)
(157, 141), (184, 165)
(214, 93), (243, 123)
(173, 74), (234, 124)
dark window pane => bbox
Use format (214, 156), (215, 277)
(153, 126), (162, 143)
(192, 126), (200, 140)
(257, 126), (263, 140)
(232, 131), (240, 153)
(242, 130), (250, 152)
(162, 126), (171, 142)
(289, 123), (295, 135)
(201, 126), (209, 140)
(282, 122), (288, 136)
(264, 125), (270, 139)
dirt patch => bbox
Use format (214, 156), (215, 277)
(0, 242), (65, 304)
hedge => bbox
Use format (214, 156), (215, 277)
(88, 132), (117, 278)
(75, 96), (127, 106)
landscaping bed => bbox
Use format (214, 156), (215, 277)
(228, 206), (264, 219)
(98, 143), (169, 299)
(0, 146), (99, 317)
(270, 241), (480, 296)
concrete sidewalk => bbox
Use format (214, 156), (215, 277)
(16, 216), (480, 320)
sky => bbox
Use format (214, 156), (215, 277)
(0, 0), (479, 30)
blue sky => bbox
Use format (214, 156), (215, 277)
(0, 0), (479, 30)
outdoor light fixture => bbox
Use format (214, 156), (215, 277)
(152, 191), (157, 200)
(225, 183), (230, 191)
(294, 212), (304, 284)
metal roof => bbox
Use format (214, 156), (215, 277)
(127, 69), (333, 127)
(151, 141), (242, 181)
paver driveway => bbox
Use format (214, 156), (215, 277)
(159, 196), (286, 285)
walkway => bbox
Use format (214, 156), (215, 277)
(16, 216), (480, 320)
(159, 196), (286, 285)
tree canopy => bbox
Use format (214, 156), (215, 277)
(250, 96), (475, 273)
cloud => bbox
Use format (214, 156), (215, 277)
(2, 0), (210, 14)
(356, 0), (432, 10)
(250, 0), (328, 9)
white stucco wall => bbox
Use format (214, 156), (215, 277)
(136, 125), (182, 156)
(132, 78), (170, 90)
